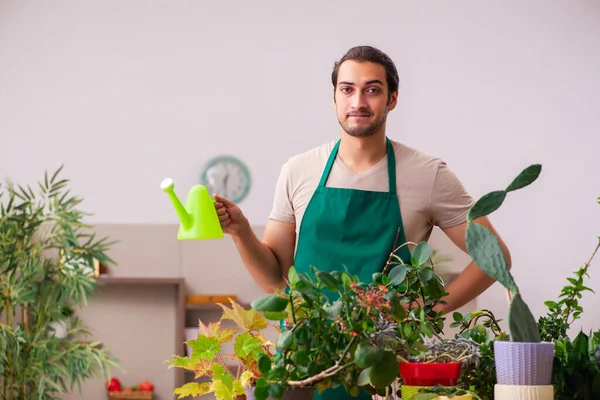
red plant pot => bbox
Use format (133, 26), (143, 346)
(399, 362), (462, 386)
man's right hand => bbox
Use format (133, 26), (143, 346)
(214, 194), (248, 236)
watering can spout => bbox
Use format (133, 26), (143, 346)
(160, 178), (224, 240)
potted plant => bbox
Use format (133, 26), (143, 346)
(0, 166), (121, 399)
(249, 237), (452, 400)
(166, 299), (275, 400)
(463, 164), (555, 399)
(397, 337), (480, 400)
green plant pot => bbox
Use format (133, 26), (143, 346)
(244, 386), (315, 400)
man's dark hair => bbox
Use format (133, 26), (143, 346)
(331, 45), (400, 102)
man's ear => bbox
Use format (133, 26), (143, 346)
(387, 90), (399, 111)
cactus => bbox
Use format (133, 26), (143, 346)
(465, 164), (543, 342)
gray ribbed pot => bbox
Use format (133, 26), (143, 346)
(493, 341), (555, 385)
(244, 386), (315, 400)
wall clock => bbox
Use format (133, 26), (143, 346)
(200, 155), (251, 203)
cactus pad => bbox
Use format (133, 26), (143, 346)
(465, 222), (518, 293)
(508, 293), (541, 342)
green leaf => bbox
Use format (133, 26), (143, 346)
(188, 335), (220, 362)
(233, 332), (263, 359)
(258, 354), (271, 376)
(288, 266), (300, 287)
(323, 301), (343, 319)
(417, 268), (433, 283)
(453, 312), (463, 322)
(316, 271), (341, 291)
(251, 294), (289, 312)
(294, 326), (310, 345)
(276, 330), (293, 349)
(268, 383), (284, 398)
(262, 311), (288, 320)
(506, 164), (542, 192)
(354, 341), (384, 368)
(411, 242), (431, 266)
(388, 265), (407, 286)
(508, 293), (541, 342)
(357, 367), (372, 386)
(466, 222), (517, 292)
(368, 351), (398, 388)
(467, 190), (506, 221)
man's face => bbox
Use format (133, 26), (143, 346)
(334, 60), (397, 138)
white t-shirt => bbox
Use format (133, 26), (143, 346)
(269, 139), (474, 244)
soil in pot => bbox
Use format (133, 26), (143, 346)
(399, 362), (462, 386)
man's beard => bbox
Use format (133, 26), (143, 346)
(339, 109), (388, 138)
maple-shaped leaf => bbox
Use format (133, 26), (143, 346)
(234, 332), (264, 360)
(188, 335), (220, 363)
(240, 370), (255, 387)
(210, 379), (235, 400)
(174, 382), (212, 399)
(193, 358), (214, 378)
(199, 320), (237, 343)
(211, 363), (234, 387)
(166, 355), (196, 371)
(219, 300), (268, 331)
(232, 379), (245, 396)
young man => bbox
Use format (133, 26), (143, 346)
(214, 45), (510, 318)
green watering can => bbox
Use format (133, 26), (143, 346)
(160, 178), (224, 240)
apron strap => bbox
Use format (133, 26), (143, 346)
(318, 138), (396, 194)
(385, 137), (396, 194)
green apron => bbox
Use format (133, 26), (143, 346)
(293, 137), (411, 400)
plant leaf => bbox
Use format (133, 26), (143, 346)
(323, 301), (343, 319)
(466, 222), (517, 292)
(388, 265), (407, 286)
(468, 190), (506, 221)
(219, 300), (268, 331)
(506, 164), (542, 192)
(411, 242), (431, 266)
(250, 294), (289, 313)
(316, 271), (341, 291)
(354, 341), (384, 368)
(368, 351), (398, 388)
(174, 382), (212, 399)
(188, 335), (220, 362)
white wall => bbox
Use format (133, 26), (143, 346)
(2, 0), (600, 338)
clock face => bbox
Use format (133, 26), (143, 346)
(201, 156), (251, 203)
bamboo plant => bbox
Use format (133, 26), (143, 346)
(0, 166), (120, 399)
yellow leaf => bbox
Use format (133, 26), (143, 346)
(210, 379), (235, 400)
(199, 320), (237, 343)
(174, 382), (212, 399)
(219, 300), (268, 331)
(240, 370), (254, 387)
(232, 379), (245, 396)
(166, 356), (196, 371)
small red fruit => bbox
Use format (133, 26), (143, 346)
(105, 377), (122, 392)
(138, 380), (154, 392)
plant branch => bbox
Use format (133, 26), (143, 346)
(563, 238), (600, 324)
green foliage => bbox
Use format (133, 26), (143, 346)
(552, 330), (600, 399)
(249, 240), (450, 399)
(0, 166), (120, 399)
(536, 222), (600, 400)
(166, 300), (272, 400)
(465, 164), (542, 342)
(453, 309), (507, 399)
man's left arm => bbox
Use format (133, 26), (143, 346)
(435, 216), (512, 314)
